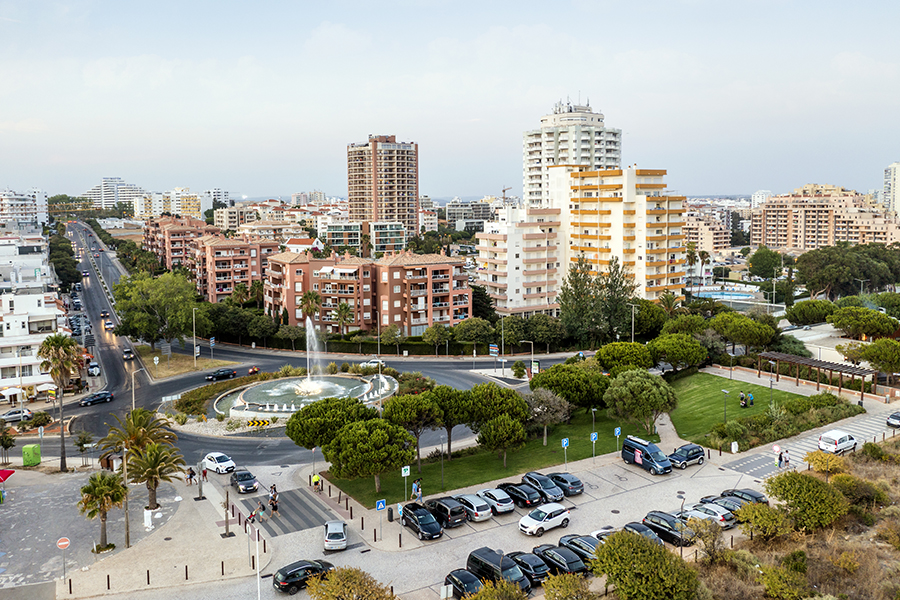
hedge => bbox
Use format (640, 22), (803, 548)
(174, 373), (265, 415)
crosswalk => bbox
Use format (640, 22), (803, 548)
(237, 488), (337, 537)
(724, 411), (900, 479)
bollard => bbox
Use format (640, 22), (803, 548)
(719, 447), (722, 457)
(252, 554), (255, 571)
(361, 516), (364, 530)
(884, 432), (887, 441)
(185, 565), (189, 580)
(350, 505), (353, 519)
(257, 529), (260, 542)
(231, 504), (235, 517)
(391, 586), (394, 596)
(244, 520), (247, 533)
(399, 533), (402, 548)
(69, 579), (72, 595)
(328, 485), (332, 497)
(309, 474), (312, 486)
(338, 491), (342, 503)
(346, 498), (349, 511)
(750, 530), (753, 541)
(222, 561), (225, 576)
(694, 549), (697, 561)
(730, 535), (733, 548)
(147, 570), (150, 585)
(264, 539), (267, 553)
(374, 529), (377, 542)
(238, 512), (242, 526)
(707, 449), (711, 459)
(107, 574), (110, 590)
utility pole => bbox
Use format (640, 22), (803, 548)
(628, 303), (638, 343)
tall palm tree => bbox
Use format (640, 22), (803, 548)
(231, 282), (249, 307)
(249, 280), (264, 309)
(335, 302), (354, 338)
(300, 290), (322, 322)
(685, 242), (698, 297)
(698, 250), (710, 288)
(78, 472), (127, 551)
(38, 333), (82, 472)
(360, 233), (371, 258)
(99, 409), (177, 459)
(129, 443), (186, 510)
(657, 292), (684, 318)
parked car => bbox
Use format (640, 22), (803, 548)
(720, 488), (769, 505)
(622, 435), (672, 475)
(700, 495), (749, 519)
(531, 544), (587, 575)
(401, 502), (443, 540)
(519, 502), (570, 536)
(206, 368), (237, 381)
(230, 470), (259, 494)
(676, 502), (735, 529)
(506, 551), (551, 586)
(203, 451), (236, 474)
(591, 522), (664, 546)
(668, 443), (706, 469)
(497, 482), (542, 508)
(424, 497), (468, 528)
(521, 471), (565, 502)
(87, 362), (101, 377)
(476, 488), (516, 515)
(453, 493), (493, 522)
(887, 412), (900, 428)
(466, 547), (531, 592)
(558, 534), (600, 562)
(818, 429), (857, 454)
(122, 348), (134, 361)
(79, 391), (114, 406)
(642, 511), (695, 546)
(548, 472), (584, 496)
(0, 408), (33, 423)
(272, 559), (334, 595)
(444, 569), (483, 599)
(323, 520), (348, 551)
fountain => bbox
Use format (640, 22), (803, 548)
(293, 316), (324, 397)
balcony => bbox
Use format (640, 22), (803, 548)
(405, 274), (427, 280)
(435, 315), (451, 322)
(432, 287), (449, 294)
(432, 274), (450, 280)
(432, 302), (449, 308)
(411, 318), (428, 325)
(409, 289), (428, 297)
(453, 300), (469, 306)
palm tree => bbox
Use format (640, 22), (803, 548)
(78, 472), (127, 551)
(658, 292), (684, 317)
(300, 290), (322, 322)
(231, 282), (249, 307)
(99, 409), (177, 459)
(38, 333), (82, 472)
(335, 302), (354, 338)
(249, 280), (264, 309)
(685, 242), (698, 297)
(360, 233), (371, 258)
(129, 443), (186, 510)
(698, 250), (710, 288)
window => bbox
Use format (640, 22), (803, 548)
(394, 300), (400, 308)
(393, 285), (400, 293)
(382, 272), (388, 282)
(382, 300), (388, 311)
(394, 271), (400, 279)
(382, 314), (388, 325)
(394, 314), (401, 322)
(313, 283), (319, 291)
(21, 365), (32, 377)
(363, 271), (370, 277)
(363, 298), (370, 306)
(0, 367), (15, 379)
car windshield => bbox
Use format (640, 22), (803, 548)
(500, 565), (525, 581)
(235, 472), (254, 481)
(474, 502), (489, 512)
(418, 512), (437, 525)
(449, 507), (466, 517)
(463, 579), (482, 593)
(821, 436), (837, 444)
(528, 508), (548, 521)
(672, 448), (689, 457)
(215, 455), (231, 463)
(649, 451), (668, 462)
(568, 558), (586, 570)
(326, 532), (344, 540)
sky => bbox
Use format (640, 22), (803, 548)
(0, 1), (897, 200)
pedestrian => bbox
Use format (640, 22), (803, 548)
(739, 391), (745, 405)
(202, 468), (208, 482)
(256, 500), (267, 522)
(784, 450), (791, 470)
(416, 478), (423, 503)
(186, 467), (195, 486)
(748, 393), (754, 407)
(312, 473), (321, 493)
(269, 484), (278, 502)
(777, 451), (784, 469)
(269, 496), (280, 518)
(410, 479), (418, 501)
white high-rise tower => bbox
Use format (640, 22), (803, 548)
(885, 162), (900, 214)
(522, 100), (621, 207)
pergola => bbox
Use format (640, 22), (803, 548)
(757, 351), (877, 401)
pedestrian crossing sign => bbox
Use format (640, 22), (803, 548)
(376, 499), (386, 511)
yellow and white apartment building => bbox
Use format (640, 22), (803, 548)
(477, 166), (685, 317)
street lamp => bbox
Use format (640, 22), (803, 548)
(132, 367), (147, 411)
(192, 307), (198, 368)
(721, 389), (729, 424)
(768, 360), (776, 406)
(591, 408), (596, 432)
(854, 278), (868, 296)
(628, 303), (639, 343)
(727, 351), (735, 380)
(519, 340), (534, 375)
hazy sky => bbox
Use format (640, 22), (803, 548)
(1, 1), (896, 199)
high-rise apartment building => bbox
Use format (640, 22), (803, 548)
(347, 135), (419, 237)
(523, 101), (621, 207)
(0, 188), (49, 225)
(885, 162), (900, 214)
(82, 177), (147, 210)
(142, 216), (220, 270)
(683, 213), (730, 253)
(214, 206), (258, 230)
(133, 188), (213, 221)
(751, 190), (772, 210)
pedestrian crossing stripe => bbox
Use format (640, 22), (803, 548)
(247, 420), (270, 427)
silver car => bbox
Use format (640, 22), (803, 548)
(476, 488), (516, 515)
(453, 494), (493, 522)
(678, 502), (736, 529)
(324, 520), (348, 551)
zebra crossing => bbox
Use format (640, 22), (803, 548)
(237, 487), (337, 537)
(724, 410), (900, 479)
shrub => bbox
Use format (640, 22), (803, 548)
(512, 360), (526, 379)
(271, 416), (279, 424)
(736, 503), (794, 541)
(326, 362), (338, 375)
(341, 362), (350, 373)
(225, 419), (242, 432)
(757, 565), (809, 600)
(765, 471), (849, 531)
(783, 397), (812, 415)
(17, 420), (32, 432)
(593, 531), (699, 600)
(828, 550), (860, 574)
(30, 412), (52, 427)
(216, 413), (225, 422)
(780, 550), (807, 574)
(861, 442), (885, 461)
(174, 413), (188, 425)
(807, 392), (840, 408)
(831, 473), (889, 506)
(686, 517), (729, 564)
(803, 450), (846, 475)
(876, 519), (900, 550)
(175, 373), (264, 414)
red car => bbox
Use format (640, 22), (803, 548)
(248, 366), (260, 375)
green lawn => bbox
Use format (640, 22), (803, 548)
(669, 372), (806, 443)
(325, 409), (655, 508)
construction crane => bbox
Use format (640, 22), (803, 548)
(501, 187), (511, 201)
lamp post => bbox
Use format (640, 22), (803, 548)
(628, 303), (638, 343)
(721, 389), (730, 424)
(132, 367), (147, 411)
(440, 434), (445, 490)
(768, 360), (776, 406)
(123, 447), (131, 549)
(520, 340), (533, 375)
(192, 307), (198, 368)
(854, 278), (868, 296)
(727, 351), (735, 380)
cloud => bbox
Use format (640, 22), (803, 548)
(0, 118), (48, 133)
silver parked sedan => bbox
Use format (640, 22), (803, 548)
(476, 488), (516, 515)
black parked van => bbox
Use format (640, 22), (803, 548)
(622, 435), (672, 475)
(466, 547), (531, 592)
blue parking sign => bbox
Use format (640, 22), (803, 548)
(375, 499), (386, 511)
(561, 438), (569, 448)
(614, 427), (621, 437)
(591, 432), (598, 442)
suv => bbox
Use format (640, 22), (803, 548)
(519, 503), (570, 536)
(206, 368), (237, 381)
(558, 534), (600, 561)
(272, 560), (334, 595)
(323, 520), (348, 551)
(453, 494), (492, 522)
(466, 547), (531, 593)
(721, 488), (769, 505)
(122, 348), (134, 361)
(497, 482), (542, 508)
(548, 472), (584, 496)
(668, 444), (705, 469)
(818, 429), (857, 454)
(521, 471), (564, 502)
(622, 435), (672, 475)
(642, 511), (695, 547)
(401, 503), (443, 540)
(424, 497), (468, 528)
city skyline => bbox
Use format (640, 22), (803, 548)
(1, 1), (896, 199)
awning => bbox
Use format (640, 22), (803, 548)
(318, 267), (334, 274)
(0, 387), (24, 396)
(0, 469), (14, 483)
(36, 383), (57, 392)
(335, 268), (357, 274)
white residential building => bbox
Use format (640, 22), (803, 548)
(418, 209), (438, 233)
(523, 101), (622, 208)
(885, 162), (900, 214)
(0, 188), (49, 226)
(82, 177), (147, 210)
(133, 188), (214, 221)
(214, 206), (258, 230)
(204, 188), (230, 207)
(0, 234), (52, 293)
(751, 190), (773, 210)
(0, 291), (66, 403)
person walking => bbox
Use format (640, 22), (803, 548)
(269, 484), (278, 502)
(202, 467), (208, 482)
(256, 500), (267, 522)
(269, 496), (280, 519)
(748, 393), (754, 407)
(410, 479), (418, 501)
(312, 473), (321, 494)
(777, 451), (784, 470)
(416, 478), (423, 503)
(783, 450), (791, 470)
(186, 467), (195, 486)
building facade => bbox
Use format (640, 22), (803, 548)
(683, 214), (730, 254)
(214, 206), (258, 230)
(367, 221), (406, 255)
(82, 177), (147, 210)
(751, 190), (773, 210)
(347, 135), (419, 237)
(0, 291), (65, 402)
(133, 188), (214, 221)
(142, 216), (220, 270)
(0, 189), (49, 226)
(188, 235), (279, 302)
(885, 162), (900, 215)
(523, 101), (622, 208)
(418, 209), (438, 233)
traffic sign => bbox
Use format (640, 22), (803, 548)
(57, 537), (70, 550)
(375, 499), (386, 511)
(38, 426), (44, 440)
(590, 432), (598, 442)
(401, 465), (410, 477)
(210, 337), (216, 347)
(195, 345), (201, 357)
(153, 356), (159, 366)
(247, 420), (270, 427)
(561, 437), (569, 448)
(614, 427), (622, 437)
(489, 343), (499, 357)
(397, 503), (404, 517)
(772, 444), (781, 453)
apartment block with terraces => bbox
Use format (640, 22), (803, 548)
(188, 235), (279, 302)
(142, 216), (220, 270)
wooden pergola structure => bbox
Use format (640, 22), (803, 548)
(757, 351), (876, 401)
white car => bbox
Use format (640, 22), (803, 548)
(818, 429), (857, 454)
(203, 452), (236, 474)
(518, 502), (569, 536)
(452, 494), (493, 522)
(324, 520), (348, 551)
(87, 362), (101, 377)
(676, 503), (736, 529)
(476, 488), (515, 515)
(360, 358), (385, 368)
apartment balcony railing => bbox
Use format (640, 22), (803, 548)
(434, 315), (450, 322)
(432, 274), (449, 280)
(411, 318), (428, 325)
(409, 289), (428, 297)
(432, 302), (449, 308)
(453, 300), (469, 306)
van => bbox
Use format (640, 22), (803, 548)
(622, 435), (672, 475)
(466, 547), (531, 592)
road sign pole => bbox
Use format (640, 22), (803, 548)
(592, 440), (595, 462)
(564, 447), (568, 471)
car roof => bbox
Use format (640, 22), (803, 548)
(325, 520), (346, 531)
(821, 429), (847, 437)
(450, 569), (479, 582)
(534, 502), (566, 511)
(550, 472), (579, 481)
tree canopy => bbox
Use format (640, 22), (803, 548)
(452, 317), (495, 345)
(784, 299), (835, 325)
(596, 342), (654, 371)
(285, 396), (378, 450)
(605, 370), (678, 435)
(383, 392), (443, 473)
(529, 364), (610, 412)
(113, 271), (201, 349)
(748, 246), (782, 279)
(477, 414), (526, 468)
(325, 419), (415, 492)
(648, 333), (708, 371)
(826, 306), (898, 340)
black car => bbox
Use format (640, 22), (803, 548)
(272, 559), (334, 594)
(100, 310), (109, 318)
(558, 534), (600, 562)
(668, 444), (706, 469)
(506, 551), (551, 586)
(623, 522), (665, 546)
(721, 488), (769, 505)
(79, 391), (114, 406)
(230, 470), (259, 494)
(532, 544), (587, 575)
(642, 511), (695, 547)
(548, 472), (584, 496)
(206, 368), (237, 381)
(444, 569), (483, 599)
(700, 495), (749, 517)
(425, 497), (468, 528)
(401, 503), (443, 540)
(521, 472), (565, 502)
(497, 482), (542, 508)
